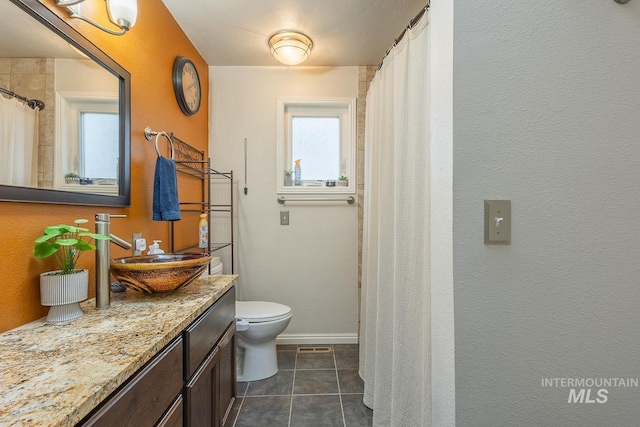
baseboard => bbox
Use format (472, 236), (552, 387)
(276, 333), (358, 345)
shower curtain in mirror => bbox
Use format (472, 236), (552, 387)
(0, 95), (39, 186)
(359, 10), (431, 427)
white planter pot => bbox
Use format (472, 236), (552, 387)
(40, 269), (88, 323)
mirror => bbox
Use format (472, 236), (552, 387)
(0, 0), (130, 206)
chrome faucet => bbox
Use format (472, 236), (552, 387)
(95, 213), (132, 309)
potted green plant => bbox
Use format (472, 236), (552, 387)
(284, 169), (294, 186)
(337, 175), (349, 187)
(33, 219), (110, 322)
(64, 172), (79, 184)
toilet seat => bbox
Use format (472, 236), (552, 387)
(236, 301), (292, 323)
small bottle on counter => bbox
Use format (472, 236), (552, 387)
(199, 213), (208, 249)
(294, 159), (302, 186)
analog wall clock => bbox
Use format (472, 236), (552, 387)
(172, 56), (201, 116)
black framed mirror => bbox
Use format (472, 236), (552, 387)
(0, 0), (130, 206)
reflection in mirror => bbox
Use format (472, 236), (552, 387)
(54, 60), (119, 194)
(0, 0), (130, 206)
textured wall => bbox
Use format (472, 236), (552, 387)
(209, 66), (359, 340)
(0, 0), (208, 332)
(429, 1), (455, 425)
(453, 1), (640, 425)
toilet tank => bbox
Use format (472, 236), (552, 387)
(209, 257), (223, 275)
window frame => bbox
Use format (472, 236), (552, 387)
(54, 91), (119, 195)
(276, 97), (356, 194)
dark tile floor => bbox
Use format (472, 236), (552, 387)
(228, 344), (373, 427)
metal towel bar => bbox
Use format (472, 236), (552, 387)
(144, 127), (174, 159)
(277, 196), (355, 205)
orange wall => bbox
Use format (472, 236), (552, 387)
(0, 0), (209, 332)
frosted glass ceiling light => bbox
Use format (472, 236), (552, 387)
(54, 0), (138, 36)
(268, 31), (314, 66)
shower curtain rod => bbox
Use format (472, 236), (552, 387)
(0, 87), (45, 110)
(374, 1), (430, 76)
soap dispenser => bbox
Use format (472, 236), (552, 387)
(148, 240), (165, 255)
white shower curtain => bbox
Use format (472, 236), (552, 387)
(359, 10), (431, 427)
(0, 95), (39, 186)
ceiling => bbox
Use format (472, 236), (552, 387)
(161, 0), (427, 66)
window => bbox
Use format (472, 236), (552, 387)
(277, 97), (356, 194)
(55, 92), (119, 194)
(80, 112), (119, 179)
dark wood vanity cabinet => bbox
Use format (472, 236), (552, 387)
(184, 287), (236, 427)
(218, 324), (237, 427)
(78, 287), (236, 427)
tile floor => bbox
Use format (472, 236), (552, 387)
(228, 344), (373, 427)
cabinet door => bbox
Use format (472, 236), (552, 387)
(185, 346), (220, 427)
(80, 338), (184, 427)
(218, 324), (236, 427)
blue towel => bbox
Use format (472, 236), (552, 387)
(153, 156), (181, 221)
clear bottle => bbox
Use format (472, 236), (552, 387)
(294, 159), (302, 186)
(198, 213), (208, 249)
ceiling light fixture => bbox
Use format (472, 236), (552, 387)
(53, 0), (137, 36)
(268, 31), (314, 66)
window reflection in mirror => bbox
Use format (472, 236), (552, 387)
(54, 58), (119, 194)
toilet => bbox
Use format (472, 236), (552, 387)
(209, 258), (293, 382)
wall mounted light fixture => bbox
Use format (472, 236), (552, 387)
(268, 31), (313, 65)
(53, 0), (137, 36)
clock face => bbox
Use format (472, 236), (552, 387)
(173, 56), (201, 115)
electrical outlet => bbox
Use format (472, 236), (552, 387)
(133, 233), (143, 255)
(280, 211), (289, 225)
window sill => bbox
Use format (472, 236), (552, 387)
(277, 182), (355, 195)
(56, 182), (119, 195)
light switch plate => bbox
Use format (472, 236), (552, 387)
(484, 200), (511, 245)
(280, 211), (289, 225)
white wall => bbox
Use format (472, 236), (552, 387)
(209, 66), (359, 342)
(430, 2), (455, 426)
(453, 1), (640, 425)
(55, 59), (118, 92)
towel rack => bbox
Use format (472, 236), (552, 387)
(144, 127), (174, 159)
(277, 196), (355, 205)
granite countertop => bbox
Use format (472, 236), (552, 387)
(0, 274), (237, 427)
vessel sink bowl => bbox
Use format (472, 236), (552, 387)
(110, 253), (212, 294)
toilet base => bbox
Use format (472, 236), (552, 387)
(236, 336), (278, 382)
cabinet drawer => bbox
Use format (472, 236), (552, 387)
(157, 395), (183, 427)
(184, 287), (235, 379)
(80, 337), (184, 427)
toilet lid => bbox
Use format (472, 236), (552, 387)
(236, 301), (292, 323)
